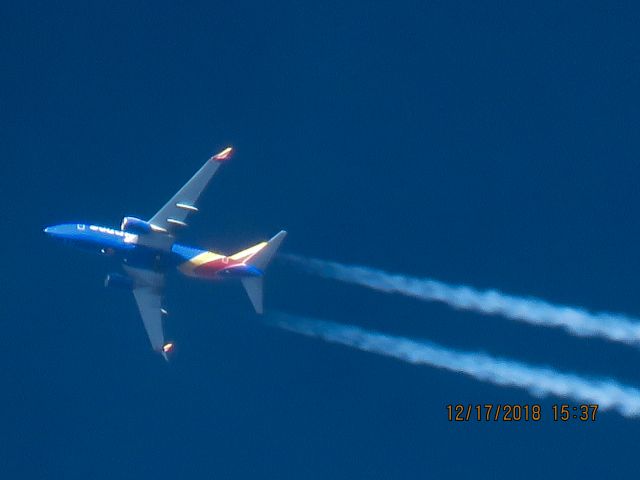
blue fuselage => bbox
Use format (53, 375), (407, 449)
(43, 223), (262, 278)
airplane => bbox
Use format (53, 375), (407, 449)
(44, 147), (286, 360)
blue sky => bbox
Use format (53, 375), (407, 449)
(3, 1), (640, 478)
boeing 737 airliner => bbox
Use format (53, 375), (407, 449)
(44, 147), (286, 360)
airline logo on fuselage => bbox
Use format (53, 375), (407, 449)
(89, 225), (126, 236)
(88, 225), (137, 243)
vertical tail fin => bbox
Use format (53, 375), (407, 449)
(240, 230), (287, 314)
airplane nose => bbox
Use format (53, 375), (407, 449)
(43, 225), (64, 237)
(43, 224), (85, 241)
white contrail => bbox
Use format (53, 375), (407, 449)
(267, 312), (640, 417)
(280, 254), (640, 346)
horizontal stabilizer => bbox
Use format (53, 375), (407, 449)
(241, 277), (263, 314)
(240, 230), (287, 314)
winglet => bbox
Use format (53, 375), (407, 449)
(211, 146), (234, 162)
(161, 342), (174, 362)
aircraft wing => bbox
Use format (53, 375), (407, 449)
(148, 146), (233, 234)
(123, 266), (171, 360)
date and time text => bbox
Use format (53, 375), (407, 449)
(446, 404), (599, 422)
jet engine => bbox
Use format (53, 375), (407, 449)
(104, 273), (134, 290)
(120, 216), (153, 234)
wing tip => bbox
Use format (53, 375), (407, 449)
(211, 146), (234, 162)
(160, 342), (174, 361)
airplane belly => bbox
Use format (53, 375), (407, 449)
(124, 245), (173, 271)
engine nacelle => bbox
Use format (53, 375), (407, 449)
(120, 216), (153, 234)
(104, 273), (134, 290)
